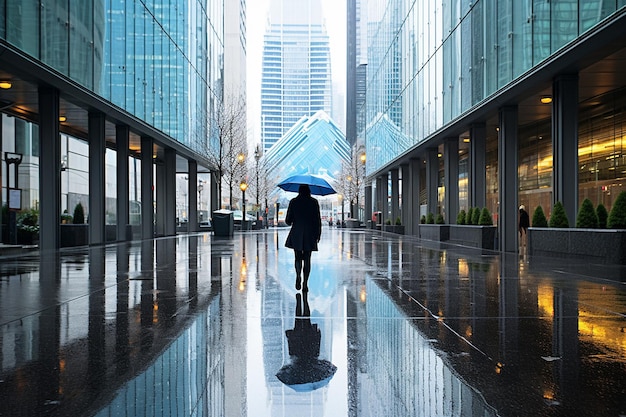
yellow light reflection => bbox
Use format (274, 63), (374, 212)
(153, 302), (159, 323)
(458, 259), (469, 279)
(360, 285), (367, 303)
(537, 284), (554, 317)
(495, 362), (504, 374)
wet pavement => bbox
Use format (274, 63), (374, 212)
(0, 227), (625, 417)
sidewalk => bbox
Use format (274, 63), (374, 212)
(0, 227), (624, 416)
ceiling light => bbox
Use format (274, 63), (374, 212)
(59, 116), (67, 122)
(463, 138), (470, 143)
(540, 96), (552, 104)
(0, 81), (12, 89)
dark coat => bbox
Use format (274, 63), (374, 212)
(285, 194), (322, 251)
(519, 209), (530, 231)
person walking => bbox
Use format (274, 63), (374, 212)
(285, 184), (322, 292)
(519, 204), (530, 256)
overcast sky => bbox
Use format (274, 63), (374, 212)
(246, 0), (347, 146)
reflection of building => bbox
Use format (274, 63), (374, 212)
(357, 2), (626, 252)
(0, 1), (226, 249)
(260, 0), (332, 153)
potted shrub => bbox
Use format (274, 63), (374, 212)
(420, 215), (426, 224)
(61, 210), (73, 224)
(73, 202), (85, 224)
(596, 203), (608, 229)
(549, 201), (569, 228)
(471, 207), (480, 225)
(16, 208), (39, 245)
(576, 198), (597, 228)
(478, 208), (493, 226)
(419, 212), (449, 241)
(532, 206), (548, 227)
(607, 191), (626, 228)
(466, 208), (474, 225)
(384, 216), (404, 235)
(449, 207), (497, 249)
(61, 202), (88, 247)
(529, 196), (626, 264)
(457, 209), (466, 225)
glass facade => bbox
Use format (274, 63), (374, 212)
(364, 0), (626, 175)
(0, 0), (223, 155)
(517, 88), (626, 217)
(263, 110), (350, 198)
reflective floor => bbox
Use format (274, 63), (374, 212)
(0, 227), (625, 417)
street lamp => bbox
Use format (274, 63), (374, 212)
(338, 194), (344, 226)
(240, 180), (248, 230)
(198, 180), (205, 223)
(254, 145), (261, 226)
(358, 152), (366, 221)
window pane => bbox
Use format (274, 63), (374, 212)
(41, 0), (69, 74)
(5, 0), (39, 56)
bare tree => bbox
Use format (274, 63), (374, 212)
(247, 145), (279, 225)
(204, 93), (248, 209)
(338, 143), (367, 221)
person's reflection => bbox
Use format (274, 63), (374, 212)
(276, 291), (336, 392)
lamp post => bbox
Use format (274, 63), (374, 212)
(240, 180), (248, 231)
(357, 151), (366, 221)
(338, 194), (344, 227)
(254, 145), (261, 227)
(198, 180), (204, 223)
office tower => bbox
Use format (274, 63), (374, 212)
(260, 0), (332, 153)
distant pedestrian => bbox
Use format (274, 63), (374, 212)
(519, 205), (530, 255)
(285, 184), (322, 292)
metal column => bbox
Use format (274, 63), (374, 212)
(38, 87), (61, 251)
(88, 112), (106, 245)
(410, 158), (421, 234)
(470, 123), (486, 209)
(116, 125), (130, 241)
(426, 148), (439, 217)
(188, 161), (198, 232)
(140, 136), (154, 239)
(444, 138), (459, 224)
(552, 74), (579, 224)
(364, 183), (372, 225)
(163, 148), (176, 236)
(401, 164), (411, 231)
(499, 106), (519, 253)
(390, 168), (399, 224)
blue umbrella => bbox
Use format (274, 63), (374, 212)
(276, 358), (337, 392)
(277, 174), (336, 196)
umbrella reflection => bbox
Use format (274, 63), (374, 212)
(276, 291), (337, 392)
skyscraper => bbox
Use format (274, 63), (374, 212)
(260, 0), (332, 153)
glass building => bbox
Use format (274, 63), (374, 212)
(0, 0), (224, 250)
(359, 0), (626, 252)
(260, 0), (333, 153)
(264, 110), (350, 186)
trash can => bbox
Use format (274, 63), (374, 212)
(212, 209), (234, 237)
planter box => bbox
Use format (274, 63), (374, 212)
(17, 229), (38, 245)
(528, 227), (626, 264)
(383, 225), (405, 235)
(418, 224), (449, 241)
(449, 225), (497, 249)
(60, 224), (88, 247)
